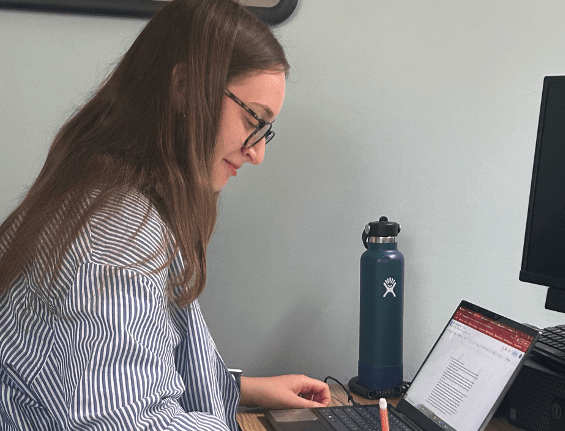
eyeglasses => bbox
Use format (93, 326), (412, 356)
(224, 89), (275, 148)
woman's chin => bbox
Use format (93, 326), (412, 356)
(212, 178), (228, 192)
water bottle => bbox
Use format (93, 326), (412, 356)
(358, 216), (404, 392)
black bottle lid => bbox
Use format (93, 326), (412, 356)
(365, 216), (401, 238)
(362, 216), (401, 249)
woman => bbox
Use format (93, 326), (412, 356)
(0, 0), (331, 429)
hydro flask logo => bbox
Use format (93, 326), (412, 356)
(552, 401), (562, 420)
(383, 277), (397, 297)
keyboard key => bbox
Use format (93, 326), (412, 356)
(536, 342), (565, 357)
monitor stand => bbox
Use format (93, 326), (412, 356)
(545, 287), (565, 313)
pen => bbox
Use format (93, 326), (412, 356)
(379, 398), (389, 431)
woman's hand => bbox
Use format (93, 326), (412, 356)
(239, 374), (331, 409)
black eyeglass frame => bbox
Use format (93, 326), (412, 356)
(224, 89), (275, 148)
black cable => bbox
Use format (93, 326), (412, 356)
(324, 376), (361, 406)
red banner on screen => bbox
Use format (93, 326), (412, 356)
(453, 307), (533, 352)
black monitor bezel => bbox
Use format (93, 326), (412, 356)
(519, 75), (565, 312)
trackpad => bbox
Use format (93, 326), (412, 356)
(267, 409), (327, 431)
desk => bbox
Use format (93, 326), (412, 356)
(237, 384), (524, 431)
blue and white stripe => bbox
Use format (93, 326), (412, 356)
(0, 191), (240, 430)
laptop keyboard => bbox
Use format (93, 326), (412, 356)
(318, 405), (412, 431)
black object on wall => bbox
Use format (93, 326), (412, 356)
(0, 0), (298, 25)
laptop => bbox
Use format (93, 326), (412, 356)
(265, 300), (540, 431)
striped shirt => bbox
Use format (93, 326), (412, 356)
(0, 191), (240, 430)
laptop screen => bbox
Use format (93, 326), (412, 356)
(402, 305), (536, 431)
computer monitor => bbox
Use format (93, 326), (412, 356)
(520, 76), (565, 313)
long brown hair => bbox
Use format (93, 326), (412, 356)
(0, 0), (289, 308)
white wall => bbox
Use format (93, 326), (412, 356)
(2, 1), (565, 387)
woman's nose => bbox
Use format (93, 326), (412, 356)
(242, 140), (265, 165)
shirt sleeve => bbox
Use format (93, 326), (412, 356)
(58, 261), (233, 430)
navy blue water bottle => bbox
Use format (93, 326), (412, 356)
(357, 216), (404, 393)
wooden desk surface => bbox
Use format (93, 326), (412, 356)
(237, 384), (524, 431)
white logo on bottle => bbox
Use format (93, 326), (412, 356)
(383, 277), (396, 297)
